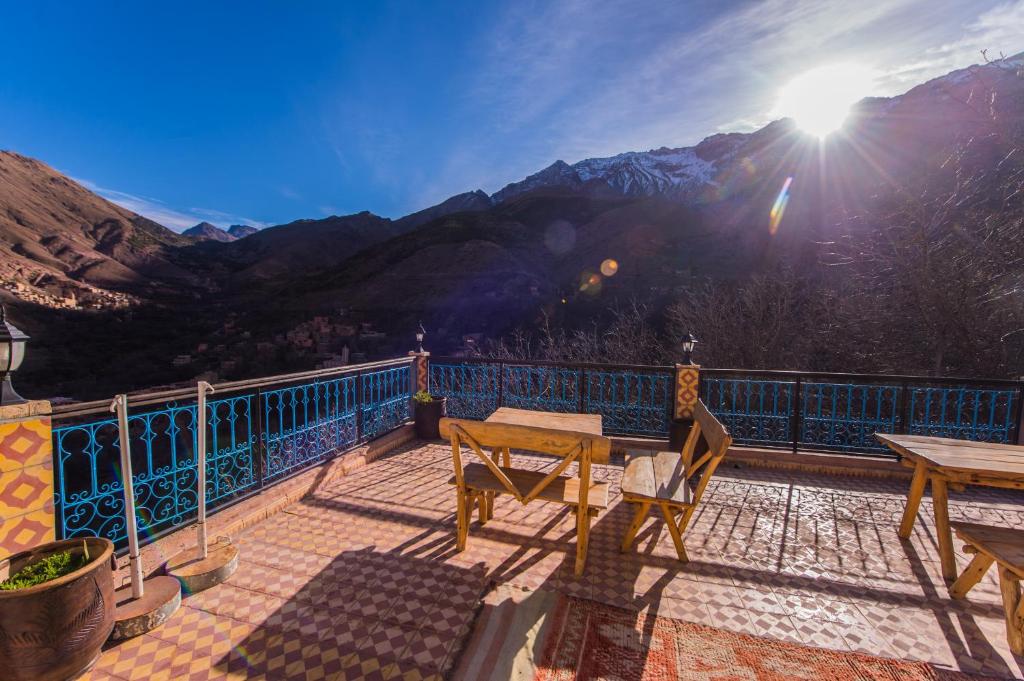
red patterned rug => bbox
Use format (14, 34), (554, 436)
(534, 595), (977, 681)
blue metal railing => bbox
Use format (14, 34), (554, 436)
(429, 358), (673, 437)
(701, 370), (1022, 454)
(429, 359), (1022, 455)
(51, 357), (414, 549)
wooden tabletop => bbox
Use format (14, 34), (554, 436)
(485, 407), (603, 437)
(876, 433), (1024, 479)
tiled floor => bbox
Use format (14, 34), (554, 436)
(86, 442), (1024, 680)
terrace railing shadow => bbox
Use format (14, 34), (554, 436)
(202, 442), (1021, 678)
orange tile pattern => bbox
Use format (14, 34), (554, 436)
(87, 442), (1024, 679)
(0, 416), (54, 558)
(414, 354), (429, 393)
(674, 364), (700, 419)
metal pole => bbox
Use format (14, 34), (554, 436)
(196, 381), (215, 560)
(110, 394), (143, 599)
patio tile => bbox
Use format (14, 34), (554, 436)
(91, 633), (179, 680)
(97, 444), (1024, 679)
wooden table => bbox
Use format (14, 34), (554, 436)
(485, 407), (604, 453)
(876, 433), (1024, 581)
(445, 407), (608, 575)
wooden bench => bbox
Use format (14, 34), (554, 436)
(620, 401), (732, 561)
(950, 522), (1024, 654)
(441, 415), (612, 576)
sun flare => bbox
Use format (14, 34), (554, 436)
(775, 64), (877, 138)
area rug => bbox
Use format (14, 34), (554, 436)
(453, 584), (985, 681)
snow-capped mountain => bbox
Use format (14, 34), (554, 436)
(490, 138), (745, 204)
(574, 147), (717, 195)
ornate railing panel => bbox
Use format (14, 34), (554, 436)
(429, 361), (500, 420)
(701, 377), (794, 447)
(799, 383), (899, 453)
(502, 364), (580, 413)
(584, 368), (672, 437)
(429, 359), (673, 437)
(206, 395), (259, 504)
(261, 376), (357, 482)
(702, 370), (1022, 455)
(908, 386), (1018, 442)
(361, 364), (411, 440)
(52, 358), (413, 549)
(53, 396), (257, 547)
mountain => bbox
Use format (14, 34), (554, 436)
(0, 151), (201, 309)
(194, 210), (405, 284)
(183, 221), (236, 242)
(487, 54), (1024, 207)
(282, 54), (1024, 345)
(395, 190), (492, 230)
(2, 54), (1022, 399)
(227, 224), (258, 239)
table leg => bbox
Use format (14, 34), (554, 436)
(931, 476), (957, 581)
(899, 461), (928, 539)
(999, 566), (1024, 655)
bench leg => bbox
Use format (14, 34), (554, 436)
(456, 488), (474, 551)
(899, 461), (928, 539)
(483, 491), (494, 523)
(475, 492), (489, 524)
(998, 566), (1024, 655)
(931, 476), (957, 581)
(661, 502), (689, 562)
(950, 552), (994, 599)
(575, 507), (591, 577)
(621, 501), (651, 552)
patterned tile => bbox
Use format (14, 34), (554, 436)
(80, 445), (1024, 679)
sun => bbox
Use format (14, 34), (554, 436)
(774, 64), (877, 138)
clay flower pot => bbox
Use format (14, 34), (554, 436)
(413, 396), (447, 440)
(0, 537), (115, 681)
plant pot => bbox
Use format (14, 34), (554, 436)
(0, 537), (115, 681)
(413, 396), (447, 440)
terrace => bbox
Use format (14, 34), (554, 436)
(12, 355), (1024, 679)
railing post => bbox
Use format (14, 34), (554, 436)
(496, 361), (505, 410)
(253, 388), (266, 490)
(791, 376), (802, 454)
(673, 363), (701, 420)
(195, 381), (214, 560)
(1015, 383), (1024, 445)
(110, 394), (144, 599)
(355, 371), (363, 443)
(408, 351), (429, 396)
(897, 381), (910, 434)
(577, 368), (586, 413)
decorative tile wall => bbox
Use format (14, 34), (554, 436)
(0, 412), (55, 557)
(674, 364), (700, 419)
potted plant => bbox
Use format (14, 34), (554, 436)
(412, 390), (447, 440)
(0, 537), (115, 681)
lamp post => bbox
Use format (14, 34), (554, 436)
(681, 332), (698, 365)
(0, 305), (29, 405)
(416, 322), (426, 353)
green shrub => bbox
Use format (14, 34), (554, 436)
(0, 544), (91, 590)
(413, 390), (433, 405)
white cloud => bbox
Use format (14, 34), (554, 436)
(74, 178), (270, 232)
(879, 0), (1024, 91)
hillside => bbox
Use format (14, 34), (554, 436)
(2, 54), (1022, 398)
(0, 152), (202, 308)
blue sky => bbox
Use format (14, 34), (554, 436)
(1, 1), (1022, 230)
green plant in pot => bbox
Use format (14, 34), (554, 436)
(0, 537), (116, 681)
(412, 390), (447, 440)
